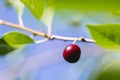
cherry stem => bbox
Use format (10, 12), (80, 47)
(72, 37), (83, 44)
(0, 19), (96, 43)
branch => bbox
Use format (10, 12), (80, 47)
(0, 20), (46, 36)
(0, 20), (96, 43)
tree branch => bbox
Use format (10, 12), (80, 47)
(0, 20), (96, 43)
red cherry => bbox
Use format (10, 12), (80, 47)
(63, 44), (81, 63)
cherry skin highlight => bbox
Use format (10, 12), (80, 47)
(63, 44), (81, 63)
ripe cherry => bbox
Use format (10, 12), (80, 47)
(63, 44), (81, 63)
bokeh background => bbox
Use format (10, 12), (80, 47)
(0, 0), (120, 80)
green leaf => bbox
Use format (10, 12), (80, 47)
(0, 39), (15, 56)
(41, 7), (54, 28)
(86, 24), (120, 50)
(96, 60), (120, 80)
(0, 44), (15, 56)
(54, 0), (120, 12)
(7, 0), (24, 16)
(41, 6), (54, 33)
(1, 32), (34, 47)
(20, 0), (44, 19)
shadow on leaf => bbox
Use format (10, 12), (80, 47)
(0, 39), (16, 56)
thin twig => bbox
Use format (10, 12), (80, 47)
(0, 20), (46, 36)
(18, 14), (24, 26)
(0, 20), (96, 43)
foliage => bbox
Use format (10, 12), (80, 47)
(96, 59), (120, 80)
(0, 39), (15, 56)
(0, 32), (34, 55)
(87, 24), (120, 50)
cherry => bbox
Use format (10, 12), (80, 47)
(63, 44), (81, 63)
